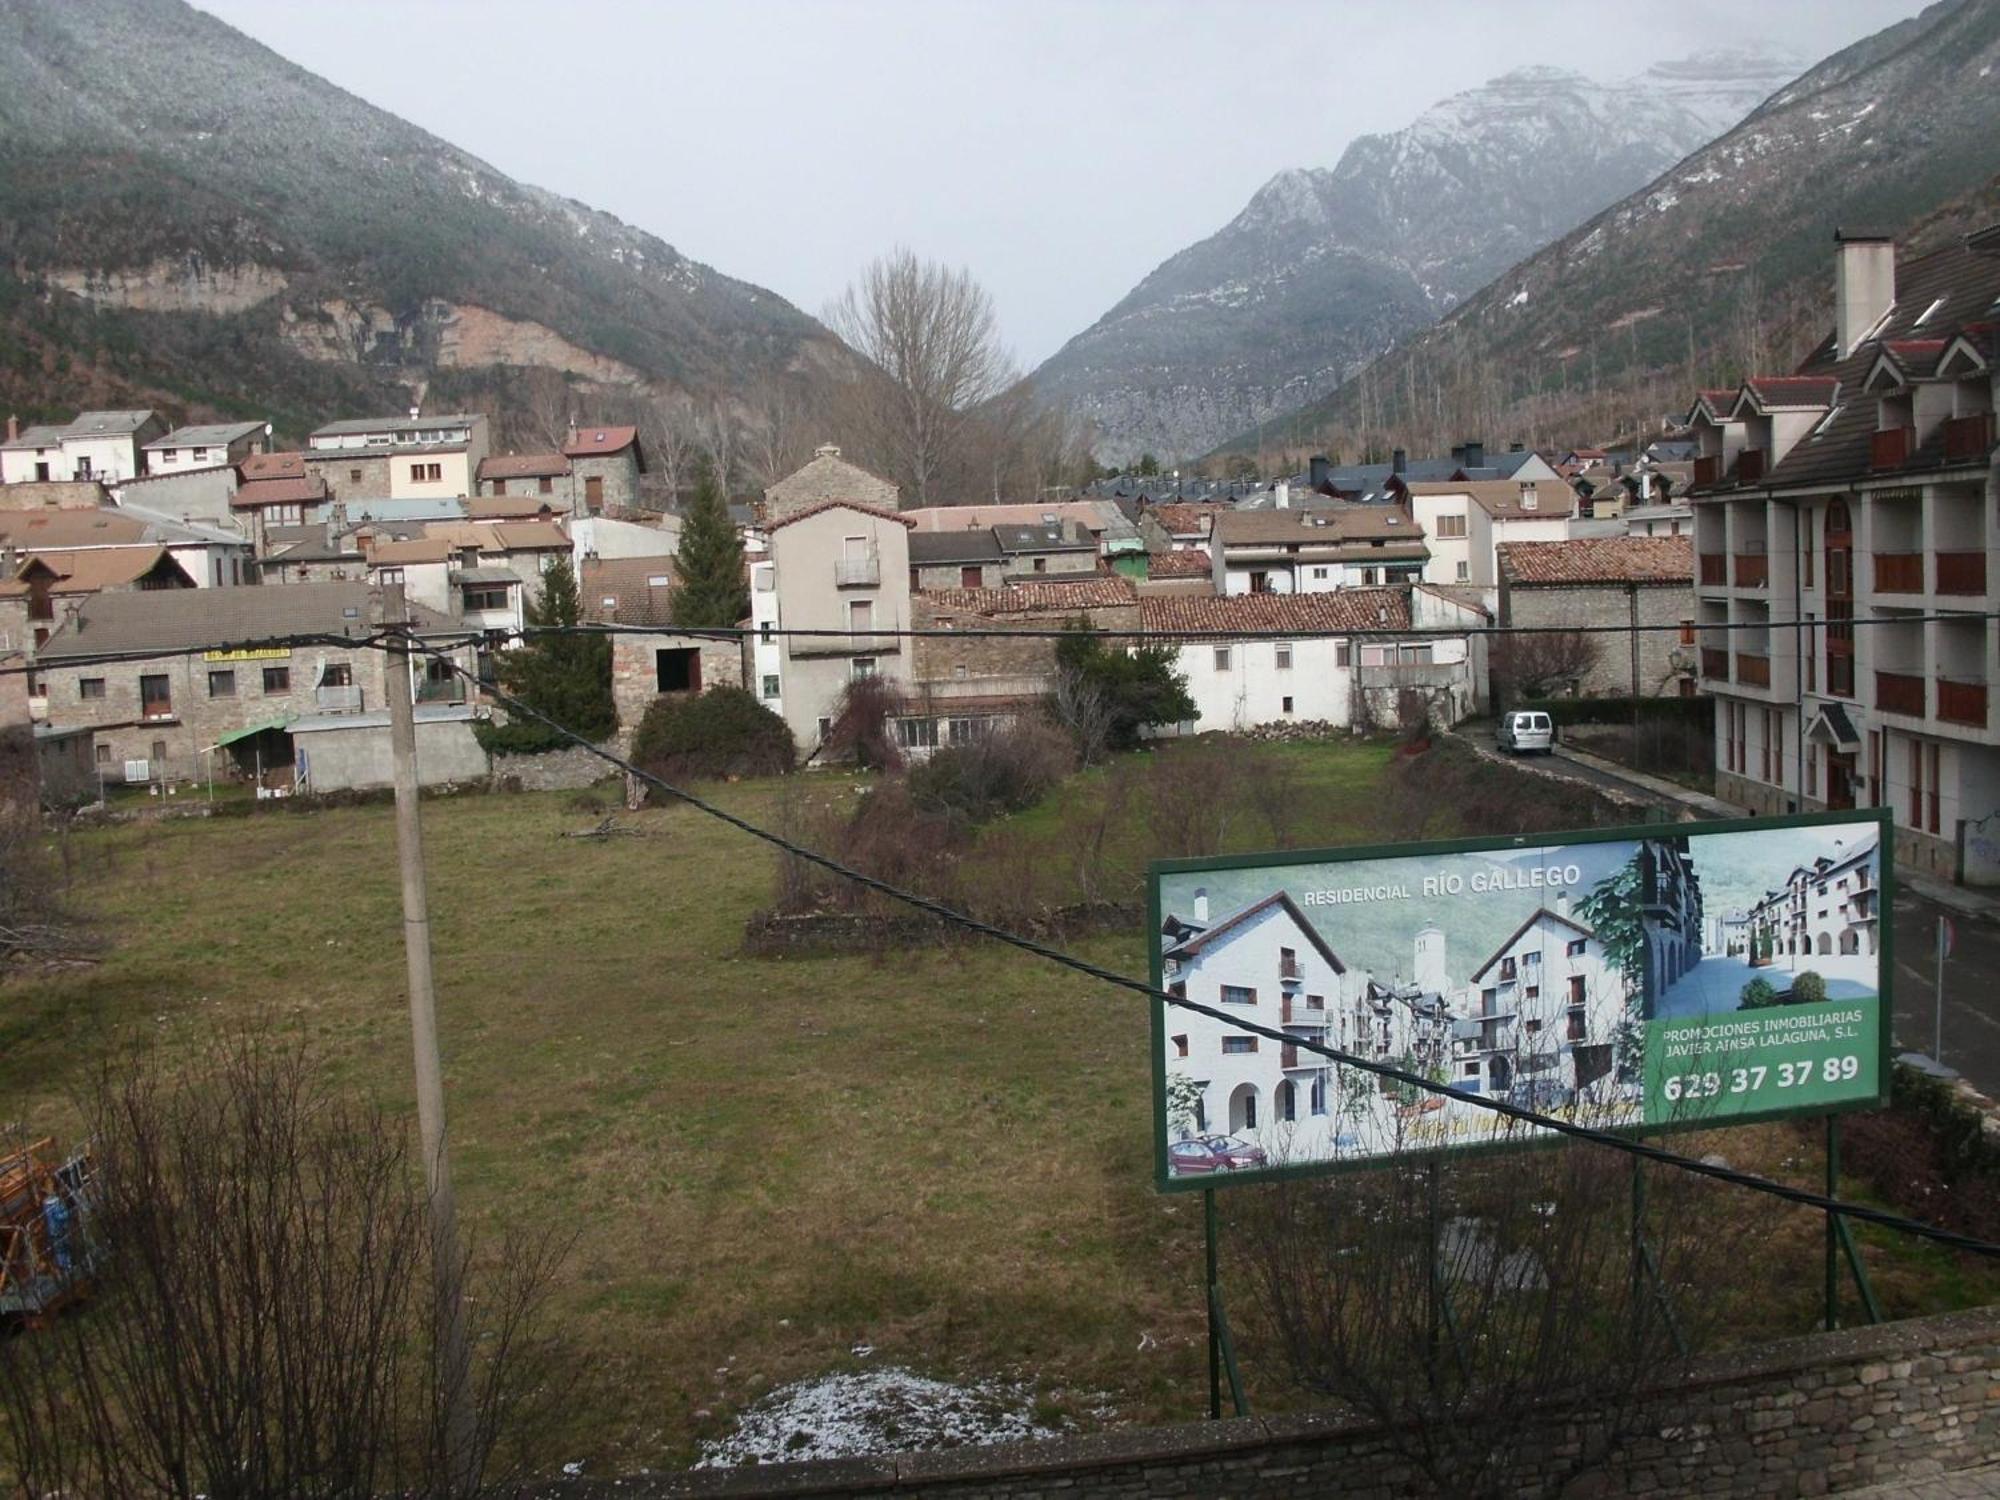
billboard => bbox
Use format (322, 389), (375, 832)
(1150, 811), (1892, 1190)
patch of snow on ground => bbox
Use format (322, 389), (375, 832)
(696, 1367), (1061, 1469)
(1508, 285), (1529, 308)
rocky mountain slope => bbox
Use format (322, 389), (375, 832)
(1218, 0), (2000, 463)
(1032, 49), (1798, 466)
(0, 0), (848, 437)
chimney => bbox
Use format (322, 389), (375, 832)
(1391, 447), (1407, 476)
(408, 406), (421, 422)
(1308, 454), (1331, 489)
(1274, 480), (1290, 510)
(1555, 890), (1571, 920)
(815, 442), (841, 460)
(1834, 229), (1895, 358)
(1192, 887), (1210, 926)
(4, 415), (16, 444)
(1463, 440), (1485, 469)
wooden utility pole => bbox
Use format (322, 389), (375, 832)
(382, 584), (475, 1491)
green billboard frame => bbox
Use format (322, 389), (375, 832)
(1149, 807), (1896, 1195)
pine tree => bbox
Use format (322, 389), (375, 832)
(474, 556), (616, 754)
(671, 465), (749, 630)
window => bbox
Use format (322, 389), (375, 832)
(464, 587), (510, 612)
(78, 677), (105, 701)
(492, 479), (508, 497)
(1524, 1018), (1542, 1035)
(263, 666), (290, 694)
(538, 475), (554, 496)
(1927, 742), (1941, 835)
(140, 674), (172, 720)
(1213, 646), (1231, 671)
(1435, 513), (1467, 539)
(1310, 1074), (1327, 1115)
(1173, 1034), (1189, 1059)
(322, 663), (354, 688)
(852, 658), (877, 679)
(1032, 557), (1047, 573)
(762, 674), (780, 699)
(1455, 560), (1470, 582)
(1568, 974), (1586, 1003)
(584, 475), (604, 508)
(377, 567), (405, 586)
(1566, 938), (1586, 957)
(1220, 984), (1255, 1006)
(1274, 643), (1293, 670)
(349, 468), (363, 484)
(1279, 1081), (1297, 1122)
(1335, 640), (1351, 667)
(1242, 1093), (1258, 1128)
(961, 566), (983, 588)
(1306, 993), (1324, 1010)
(95, 743), (111, 766)
(849, 599), (873, 637)
(817, 716), (832, 741)
(898, 717), (939, 749)
(1282, 696), (1294, 715)
(1221, 1036), (1257, 1055)
(655, 648), (699, 693)
(1679, 620), (1695, 646)
(150, 738), (167, 768)
(207, 670), (236, 698)
(410, 462), (443, 484)
(192, 447), (208, 462)
(1567, 1007), (1587, 1042)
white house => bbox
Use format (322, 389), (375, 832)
(1458, 895), (1623, 1102)
(1406, 478), (1581, 603)
(1209, 505), (1428, 594)
(2, 410), (165, 486)
(1160, 889), (1361, 1152)
(142, 421), (270, 474)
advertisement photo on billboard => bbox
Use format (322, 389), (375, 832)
(1150, 811), (1892, 1191)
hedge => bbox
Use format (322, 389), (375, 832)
(1512, 696), (1714, 731)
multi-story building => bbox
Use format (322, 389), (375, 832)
(1496, 537), (1698, 698)
(304, 413), (490, 502)
(142, 421), (270, 474)
(1459, 894), (1620, 1100)
(1637, 836), (1704, 1012)
(1407, 477), (1580, 597)
(1686, 227), (2000, 883)
(1, 411), (166, 486)
(1743, 832), (1881, 965)
(1208, 505), (1428, 594)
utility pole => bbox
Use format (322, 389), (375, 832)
(382, 584), (476, 1492)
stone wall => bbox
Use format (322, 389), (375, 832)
(909, 597), (1140, 686)
(565, 1307), (2000, 1499)
(487, 739), (621, 792)
(609, 633), (747, 742)
(572, 451), (643, 515)
(1502, 579), (1694, 699)
(305, 452), (392, 502)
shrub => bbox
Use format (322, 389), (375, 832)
(473, 557), (615, 755)
(1789, 970), (1828, 1005)
(1739, 976), (1778, 1008)
(906, 718), (1074, 823)
(631, 687), (795, 783)
(819, 675), (905, 771)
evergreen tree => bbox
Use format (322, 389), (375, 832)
(474, 556), (615, 754)
(1052, 619), (1193, 751)
(671, 465), (749, 630)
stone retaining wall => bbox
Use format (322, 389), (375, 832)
(542, 1307), (2000, 1499)
(488, 741), (619, 793)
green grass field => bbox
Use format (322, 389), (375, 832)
(5, 737), (1994, 1470)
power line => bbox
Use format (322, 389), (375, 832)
(384, 629), (2000, 1263)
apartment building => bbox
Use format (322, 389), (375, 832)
(1208, 505), (1428, 594)
(1407, 476), (1579, 598)
(1458, 895), (1620, 1100)
(1686, 227), (2000, 884)
(304, 413), (491, 502)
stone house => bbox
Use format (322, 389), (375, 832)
(1496, 536), (1696, 698)
(762, 444), (899, 524)
(908, 528), (1006, 591)
(995, 521), (1098, 579)
(476, 453), (572, 506)
(580, 554), (743, 744)
(561, 424), (646, 515)
(34, 581), (473, 789)
(1209, 506), (1429, 594)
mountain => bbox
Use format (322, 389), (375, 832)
(0, 0), (849, 440)
(1032, 49), (1799, 466)
(1221, 0), (2000, 464)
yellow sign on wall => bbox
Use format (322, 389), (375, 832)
(202, 647), (293, 662)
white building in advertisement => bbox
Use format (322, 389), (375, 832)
(1160, 890), (1358, 1141)
(1743, 833), (1881, 964)
(1458, 895), (1623, 1102)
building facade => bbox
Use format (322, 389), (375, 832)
(1497, 537), (1697, 699)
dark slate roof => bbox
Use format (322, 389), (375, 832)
(908, 529), (1004, 565)
(37, 581), (450, 660)
(992, 522), (1093, 554)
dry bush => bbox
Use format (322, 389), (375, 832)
(1387, 739), (1630, 840)
(1491, 629), (1601, 705)
(1141, 741), (1239, 859)
(820, 675), (906, 771)
(906, 717), (1076, 824)
(0, 1032), (573, 1500)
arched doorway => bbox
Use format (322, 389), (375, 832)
(1817, 933), (1833, 955)
(1840, 930), (1859, 955)
(1229, 1083), (1260, 1135)
(1489, 1055), (1513, 1094)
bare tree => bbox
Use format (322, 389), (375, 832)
(1490, 628), (1601, 704)
(740, 374), (820, 490)
(0, 729), (83, 961)
(825, 249), (1017, 505)
(1047, 664), (1115, 766)
(0, 1032), (573, 1500)
(637, 391), (697, 511)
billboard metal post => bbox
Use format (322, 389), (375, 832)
(1204, 1188), (1220, 1421)
(1824, 1115), (1840, 1332)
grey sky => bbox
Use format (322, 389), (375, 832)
(197, 0), (1922, 369)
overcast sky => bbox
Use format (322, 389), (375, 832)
(197, 0), (1920, 370)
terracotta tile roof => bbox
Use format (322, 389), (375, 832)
(1151, 503), (1228, 536)
(1498, 536), (1693, 585)
(1213, 505), (1422, 546)
(581, 555), (679, 627)
(238, 451), (308, 481)
(764, 498), (915, 533)
(561, 425), (639, 458)
(919, 577), (1137, 614)
(0, 545), (189, 597)
(368, 538), (455, 565)
(231, 475), (328, 509)
(491, 521), (570, 551)
(1147, 549), (1212, 579)
(0, 509), (151, 546)
(1138, 588), (1411, 636)
(478, 452), (569, 481)
(469, 497), (560, 521)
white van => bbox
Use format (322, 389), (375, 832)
(1497, 710), (1554, 755)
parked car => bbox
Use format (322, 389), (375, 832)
(1168, 1134), (1268, 1175)
(1505, 1078), (1575, 1113)
(1497, 710), (1554, 754)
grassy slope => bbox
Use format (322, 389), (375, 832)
(4, 741), (1993, 1469)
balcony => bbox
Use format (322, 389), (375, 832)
(1698, 553), (1728, 587)
(1733, 552), (1768, 589)
(1280, 954), (1302, 982)
(1735, 448), (1766, 484)
(1872, 552), (1924, 594)
(1938, 678), (1988, 729)
(1735, 652), (1771, 688)
(1875, 671), (1925, 718)
(834, 555), (881, 588)
(316, 684), (365, 712)
(1937, 552), (1988, 596)
(787, 631), (902, 658)
(1693, 455), (1722, 488)
(415, 678), (468, 705)
(1944, 412), (1996, 464)
(1871, 426), (1916, 471)
(1701, 648), (1730, 682)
